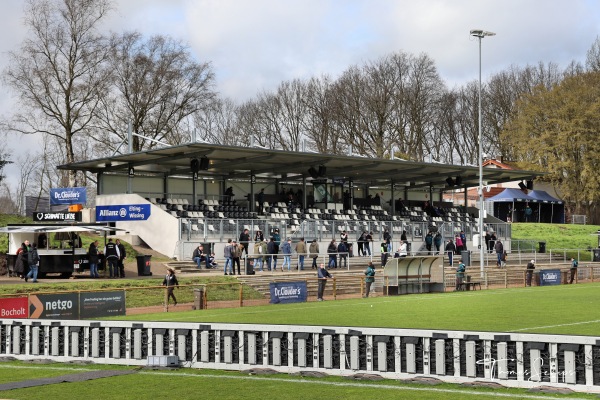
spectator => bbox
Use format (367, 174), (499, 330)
(524, 204), (533, 222)
(489, 232), (497, 254)
(25, 243), (40, 283)
(337, 240), (348, 269)
(104, 238), (120, 279)
(272, 229), (281, 268)
(225, 186), (234, 201)
(455, 261), (466, 291)
(398, 240), (407, 257)
(494, 239), (504, 267)
(116, 239), (127, 278)
(357, 231), (366, 256)
(295, 237), (307, 270)
(433, 232), (442, 254)
(445, 239), (456, 266)
(401, 230), (407, 242)
(88, 240), (100, 278)
(232, 241), (243, 275)
(309, 239), (319, 269)
(317, 263), (333, 301)
(162, 268), (179, 306)
(460, 231), (467, 251)
(340, 230), (348, 244)
(570, 258), (578, 284)
(500, 250), (507, 268)
(254, 229), (264, 242)
(383, 229), (392, 252)
(364, 232), (373, 256)
(526, 259), (535, 286)
(257, 188), (265, 215)
(239, 229), (250, 256)
(455, 234), (463, 254)
(327, 239), (338, 269)
(193, 244), (209, 269)
(253, 240), (264, 272)
(267, 237), (277, 271)
(282, 239), (292, 271)
(381, 241), (389, 267)
(425, 232), (433, 255)
(364, 262), (375, 298)
(223, 239), (233, 275)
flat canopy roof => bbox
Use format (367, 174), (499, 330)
(58, 143), (542, 190)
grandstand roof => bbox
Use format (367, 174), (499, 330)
(58, 143), (543, 190)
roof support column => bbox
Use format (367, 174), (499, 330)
(163, 173), (168, 200)
(250, 174), (256, 213)
(302, 176), (307, 208)
(391, 179), (395, 217)
(97, 172), (103, 196)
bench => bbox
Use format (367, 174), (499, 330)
(457, 281), (481, 291)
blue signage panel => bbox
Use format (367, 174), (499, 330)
(539, 269), (562, 286)
(50, 187), (87, 205)
(96, 204), (151, 222)
(269, 281), (308, 304)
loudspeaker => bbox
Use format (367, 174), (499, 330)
(518, 181), (527, 190)
(445, 177), (455, 187)
(526, 180), (533, 190)
(308, 167), (319, 179)
(318, 165), (326, 176)
(455, 176), (462, 186)
(199, 157), (209, 170)
(190, 158), (200, 172)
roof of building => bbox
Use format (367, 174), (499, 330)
(58, 143), (543, 191)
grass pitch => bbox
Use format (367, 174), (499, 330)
(117, 282), (600, 336)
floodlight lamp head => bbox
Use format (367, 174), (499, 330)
(470, 29), (496, 38)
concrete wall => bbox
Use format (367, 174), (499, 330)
(95, 194), (179, 259)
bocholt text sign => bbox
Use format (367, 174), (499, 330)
(0, 297), (29, 319)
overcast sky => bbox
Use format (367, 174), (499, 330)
(1, 0), (600, 187)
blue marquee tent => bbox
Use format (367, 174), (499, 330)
(487, 188), (564, 223)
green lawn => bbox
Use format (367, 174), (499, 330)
(118, 282), (600, 336)
(0, 362), (595, 400)
(511, 222), (600, 258)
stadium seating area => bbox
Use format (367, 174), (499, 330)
(148, 196), (476, 240)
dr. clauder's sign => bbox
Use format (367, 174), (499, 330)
(50, 187), (87, 205)
(96, 204), (151, 222)
(539, 269), (562, 286)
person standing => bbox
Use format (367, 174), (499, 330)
(489, 232), (497, 254)
(257, 188), (265, 215)
(239, 229), (250, 257)
(494, 239), (504, 267)
(455, 261), (466, 291)
(398, 240), (408, 257)
(317, 263), (333, 301)
(104, 239), (120, 279)
(21, 241), (30, 280)
(383, 229), (392, 253)
(364, 232), (373, 256)
(380, 240), (389, 267)
(281, 239), (292, 271)
(254, 229), (264, 242)
(88, 240), (100, 278)
(460, 230), (467, 251)
(253, 240), (263, 272)
(340, 230), (348, 245)
(223, 239), (233, 275)
(569, 257), (578, 284)
(162, 268), (179, 306)
(364, 261), (375, 298)
(337, 240), (348, 269)
(116, 239), (126, 278)
(400, 230), (407, 242)
(232, 241), (243, 275)
(327, 239), (338, 269)
(526, 259), (535, 286)
(357, 231), (366, 256)
(309, 239), (319, 269)
(295, 237), (307, 270)
(267, 237), (276, 271)
(425, 232), (433, 255)
(445, 239), (456, 266)
(25, 243), (40, 283)
(272, 229), (281, 270)
(433, 232), (442, 254)
(455, 234), (463, 254)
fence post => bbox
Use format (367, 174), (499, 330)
(333, 277), (337, 300)
(504, 269), (508, 289)
(484, 271), (488, 289)
(360, 277), (364, 298)
(239, 283), (243, 308)
(164, 287), (168, 313)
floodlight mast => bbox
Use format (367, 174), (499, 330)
(470, 29), (495, 278)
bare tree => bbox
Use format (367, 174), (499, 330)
(95, 32), (216, 152)
(3, 0), (113, 187)
(194, 97), (240, 146)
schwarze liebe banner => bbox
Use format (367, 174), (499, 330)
(50, 187), (87, 205)
(269, 281), (307, 304)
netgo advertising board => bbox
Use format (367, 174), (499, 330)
(0, 297), (29, 319)
(29, 293), (79, 320)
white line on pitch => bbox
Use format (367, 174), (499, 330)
(510, 319), (600, 332)
(141, 371), (593, 399)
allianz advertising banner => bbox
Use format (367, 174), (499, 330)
(96, 204), (151, 222)
(50, 187), (87, 205)
(269, 281), (307, 304)
(540, 269), (562, 286)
